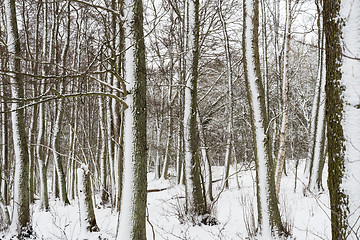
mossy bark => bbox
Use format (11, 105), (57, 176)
(324, 0), (357, 238)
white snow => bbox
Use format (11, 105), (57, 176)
(1, 162), (333, 239)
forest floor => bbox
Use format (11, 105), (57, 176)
(2, 161), (331, 239)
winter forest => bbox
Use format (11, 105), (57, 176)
(0, 0), (359, 239)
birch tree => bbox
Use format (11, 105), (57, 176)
(242, 0), (284, 236)
(275, 0), (291, 197)
(324, 0), (360, 238)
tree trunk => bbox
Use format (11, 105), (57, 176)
(77, 165), (99, 233)
(28, 97), (38, 204)
(5, 0), (31, 234)
(37, 80), (49, 211)
(117, 0), (147, 238)
(154, 123), (162, 179)
(275, 0), (291, 197)
(324, 0), (360, 238)
(306, 1), (327, 194)
(0, 79), (9, 205)
(197, 112), (213, 203)
(218, 0), (234, 190)
(98, 93), (109, 206)
(52, 84), (70, 205)
(243, 0), (284, 236)
(183, 0), (207, 219)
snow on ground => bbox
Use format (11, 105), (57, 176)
(1, 161), (331, 239)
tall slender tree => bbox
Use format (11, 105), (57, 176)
(5, 0), (32, 235)
(275, 0), (291, 197)
(218, 0), (234, 190)
(183, 0), (207, 219)
(306, 0), (326, 193)
(242, 0), (284, 236)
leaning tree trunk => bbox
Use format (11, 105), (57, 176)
(243, 0), (284, 236)
(324, 0), (360, 239)
(5, 0), (31, 235)
(117, 0), (147, 239)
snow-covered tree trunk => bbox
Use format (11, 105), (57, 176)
(28, 102), (37, 204)
(98, 93), (109, 206)
(183, 0), (207, 219)
(5, 0), (32, 234)
(176, 128), (184, 184)
(67, 104), (77, 201)
(111, 0), (123, 212)
(307, 10), (326, 193)
(218, 0), (234, 190)
(37, 80), (49, 211)
(160, 70), (174, 180)
(197, 112), (213, 203)
(52, 0), (71, 206)
(77, 165), (99, 233)
(242, 0), (284, 236)
(154, 123), (162, 179)
(117, 0), (147, 238)
(105, 92), (116, 205)
(324, 0), (360, 238)
(0, 79), (9, 205)
(52, 82), (69, 205)
(275, 0), (291, 197)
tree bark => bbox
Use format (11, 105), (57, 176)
(117, 0), (147, 238)
(243, 0), (284, 235)
(5, 0), (31, 234)
(77, 165), (99, 233)
(306, 1), (327, 194)
(218, 0), (234, 190)
(324, 0), (360, 238)
(183, 0), (207, 219)
(0, 79), (9, 205)
(275, 0), (291, 197)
